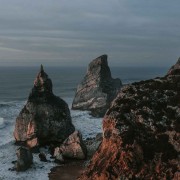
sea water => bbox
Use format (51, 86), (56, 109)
(0, 66), (168, 179)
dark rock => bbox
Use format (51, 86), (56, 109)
(14, 65), (75, 148)
(95, 133), (103, 141)
(54, 131), (87, 160)
(39, 152), (47, 162)
(72, 55), (122, 117)
(14, 147), (33, 171)
(54, 150), (65, 164)
(79, 60), (180, 180)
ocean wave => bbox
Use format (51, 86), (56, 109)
(0, 100), (25, 124)
(0, 117), (5, 129)
(0, 103), (11, 108)
(0, 101), (25, 108)
(71, 109), (102, 139)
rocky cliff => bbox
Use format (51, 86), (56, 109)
(79, 59), (180, 179)
(167, 57), (180, 75)
(72, 55), (122, 117)
(14, 65), (75, 148)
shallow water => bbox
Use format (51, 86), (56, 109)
(49, 160), (85, 180)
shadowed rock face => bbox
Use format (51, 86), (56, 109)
(14, 147), (33, 171)
(72, 55), (122, 117)
(79, 60), (180, 180)
(14, 65), (75, 148)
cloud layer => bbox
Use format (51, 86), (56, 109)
(0, 0), (179, 66)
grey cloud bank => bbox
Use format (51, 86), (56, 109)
(0, 0), (179, 67)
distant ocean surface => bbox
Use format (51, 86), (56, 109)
(0, 66), (168, 179)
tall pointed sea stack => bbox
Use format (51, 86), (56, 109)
(72, 55), (122, 117)
(14, 65), (75, 148)
(79, 59), (180, 180)
(167, 57), (180, 75)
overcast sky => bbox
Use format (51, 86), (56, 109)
(0, 0), (179, 67)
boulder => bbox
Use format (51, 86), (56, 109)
(54, 149), (65, 164)
(15, 147), (33, 171)
(14, 65), (75, 148)
(54, 131), (87, 160)
(72, 55), (122, 117)
(79, 60), (180, 180)
(39, 152), (47, 162)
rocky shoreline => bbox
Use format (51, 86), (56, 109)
(8, 56), (180, 179)
(79, 59), (180, 180)
(49, 134), (102, 180)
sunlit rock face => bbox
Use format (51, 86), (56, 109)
(79, 60), (180, 180)
(72, 55), (122, 117)
(167, 57), (180, 75)
(54, 131), (87, 160)
(14, 65), (75, 148)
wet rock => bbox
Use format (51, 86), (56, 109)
(39, 152), (47, 162)
(54, 131), (87, 160)
(14, 147), (33, 171)
(79, 60), (180, 180)
(54, 149), (65, 164)
(72, 55), (122, 117)
(85, 135), (102, 158)
(14, 65), (75, 148)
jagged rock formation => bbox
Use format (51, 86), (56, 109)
(14, 65), (75, 148)
(72, 55), (122, 117)
(54, 131), (87, 160)
(79, 60), (180, 180)
(14, 147), (33, 171)
(167, 57), (180, 75)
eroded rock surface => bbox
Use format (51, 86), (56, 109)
(14, 65), (75, 148)
(14, 147), (33, 171)
(54, 131), (87, 160)
(79, 60), (180, 180)
(72, 55), (122, 117)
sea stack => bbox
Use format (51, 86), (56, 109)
(167, 57), (180, 75)
(79, 59), (180, 180)
(72, 55), (122, 117)
(14, 65), (75, 148)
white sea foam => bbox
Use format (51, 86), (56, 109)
(0, 117), (5, 129)
(65, 97), (103, 139)
(0, 101), (25, 146)
(0, 141), (56, 180)
(71, 109), (102, 139)
(0, 98), (103, 179)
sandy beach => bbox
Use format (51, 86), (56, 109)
(49, 160), (86, 180)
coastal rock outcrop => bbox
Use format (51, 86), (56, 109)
(14, 147), (33, 171)
(72, 55), (122, 117)
(167, 57), (180, 75)
(14, 65), (75, 148)
(79, 60), (180, 179)
(54, 131), (87, 160)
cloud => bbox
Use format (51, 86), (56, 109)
(0, 0), (179, 66)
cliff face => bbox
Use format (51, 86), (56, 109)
(79, 60), (180, 179)
(167, 57), (180, 75)
(72, 55), (122, 117)
(14, 65), (75, 148)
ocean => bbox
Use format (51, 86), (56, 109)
(0, 66), (168, 179)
